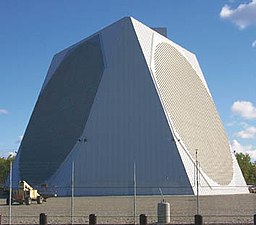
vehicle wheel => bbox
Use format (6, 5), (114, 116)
(37, 196), (43, 204)
(25, 197), (31, 205)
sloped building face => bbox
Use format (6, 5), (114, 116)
(12, 17), (248, 196)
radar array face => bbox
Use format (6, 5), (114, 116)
(154, 42), (233, 185)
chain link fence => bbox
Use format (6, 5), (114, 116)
(0, 186), (256, 225)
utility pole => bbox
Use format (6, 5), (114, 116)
(71, 161), (75, 225)
(133, 160), (136, 225)
(196, 149), (199, 215)
(9, 161), (12, 225)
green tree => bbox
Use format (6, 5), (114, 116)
(0, 154), (15, 185)
(236, 153), (256, 184)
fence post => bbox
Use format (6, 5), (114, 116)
(195, 214), (202, 225)
(140, 214), (147, 225)
(89, 214), (97, 225)
(254, 214), (256, 225)
(39, 213), (47, 225)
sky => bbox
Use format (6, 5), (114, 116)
(0, 0), (256, 161)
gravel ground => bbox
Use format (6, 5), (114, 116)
(0, 194), (255, 224)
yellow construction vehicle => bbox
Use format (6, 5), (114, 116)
(6, 180), (44, 205)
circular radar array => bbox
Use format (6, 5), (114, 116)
(153, 42), (233, 185)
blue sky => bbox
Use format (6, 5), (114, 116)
(0, 0), (255, 160)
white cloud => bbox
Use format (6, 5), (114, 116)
(0, 151), (16, 158)
(240, 121), (250, 128)
(0, 109), (8, 115)
(231, 139), (256, 161)
(252, 40), (256, 47)
(226, 121), (237, 127)
(231, 101), (256, 119)
(236, 126), (256, 138)
(220, 0), (256, 29)
(7, 152), (16, 158)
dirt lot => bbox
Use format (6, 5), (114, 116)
(0, 194), (255, 224)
